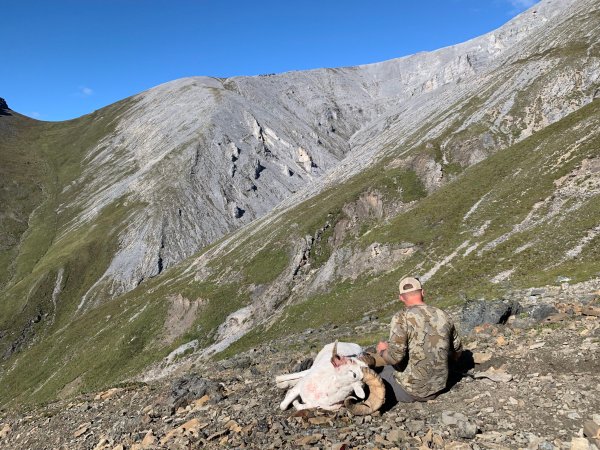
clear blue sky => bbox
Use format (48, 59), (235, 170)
(1, 0), (538, 121)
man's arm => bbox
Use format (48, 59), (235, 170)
(381, 312), (408, 365)
(449, 324), (463, 361)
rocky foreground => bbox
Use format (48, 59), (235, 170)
(0, 289), (599, 450)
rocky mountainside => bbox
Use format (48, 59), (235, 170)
(0, 291), (598, 449)
(0, 0), (599, 413)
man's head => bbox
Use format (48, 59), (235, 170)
(398, 276), (424, 306)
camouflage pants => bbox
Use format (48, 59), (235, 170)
(380, 366), (439, 403)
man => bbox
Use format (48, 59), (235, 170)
(365, 276), (462, 403)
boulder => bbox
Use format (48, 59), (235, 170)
(460, 299), (522, 333)
(168, 374), (224, 413)
(526, 304), (558, 321)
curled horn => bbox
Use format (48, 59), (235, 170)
(344, 367), (386, 416)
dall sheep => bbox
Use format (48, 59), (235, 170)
(275, 341), (385, 415)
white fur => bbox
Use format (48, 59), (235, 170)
(276, 342), (367, 411)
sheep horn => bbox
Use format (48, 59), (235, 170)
(330, 340), (339, 365)
(344, 367), (385, 416)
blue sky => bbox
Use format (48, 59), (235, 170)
(1, 0), (538, 121)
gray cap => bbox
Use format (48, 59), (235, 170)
(398, 276), (422, 294)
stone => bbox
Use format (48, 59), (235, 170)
(93, 437), (110, 450)
(331, 443), (347, 450)
(473, 352), (492, 364)
(94, 388), (123, 400)
(291, 358), (314, 373)
(584, 421), (600, 438)
(387, 428), (409, 442)
(583, 420), (600, 447)
(445, 442), (473, 449)
(570, 437), (591, 450)
(168, 374), (224, 413)
(0, 98), (7, 111)
(160, 418), (207, 444)
(527, 304), (558, 321)
(295, 433), (323, 445)
(406, 420), (425, 433)
(375, 434), (391, 445)
(456, 421), (479, 439)
(0, 424), (10, 439)
(206, 429), (228, 441)
(460, 299), (522, 333)
(474, 366), (513, 382)
(73, 425), (89, 438)
(529, 342), (546, 349)
(190, 394), (211, 409)
(581, 306), (600, 317)
(225, 419), (242, 433)
(308, 416), (330, 425)
(141, 430), (156, 447)
(496, 335), (508, 346)
(442, 411), (468, 426)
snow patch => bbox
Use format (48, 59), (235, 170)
(515, 241), (534, 254)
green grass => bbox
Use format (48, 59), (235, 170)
(215, 99), (600, 359)
(1, 42), (599, 408)
(371, 167), (427, 203)
(244, 245), (290, 285)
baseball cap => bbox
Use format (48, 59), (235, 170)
(398, 276), (422, 294)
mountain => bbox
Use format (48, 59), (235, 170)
(0, 0), (599, 406)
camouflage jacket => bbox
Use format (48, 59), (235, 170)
(386, 304), (462, 398)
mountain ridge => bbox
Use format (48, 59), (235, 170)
(0, 0), (599, 406)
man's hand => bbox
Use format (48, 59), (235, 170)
(357, 353), (376, 368)
(376, 341), (388, 354)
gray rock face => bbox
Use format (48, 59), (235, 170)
(50, 0), (599, 309)
(0, 98), (8, 111)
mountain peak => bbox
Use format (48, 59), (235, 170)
(0, 97), (8, 111)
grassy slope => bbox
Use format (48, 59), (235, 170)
(0, 14), (598, 405)
(219, 99), (600, 357)
(0, 113), (51, 289)
(0, 101), (156, 405)
(2, 101), (600, 408)
(2, 98), (597, 407)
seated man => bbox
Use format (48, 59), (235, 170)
(365, 276), (462, 403)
